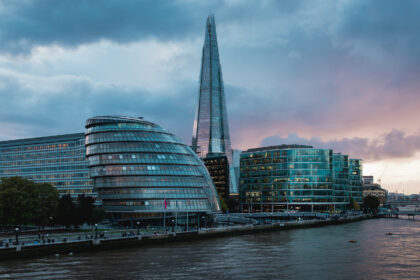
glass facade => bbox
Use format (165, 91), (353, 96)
(0, 133), (95, 199)
(203, 154), (230, 202)
(332, 153), (350, 205)
(85, 116), (220, 221)
(192, 14), (232, 162)
(191, 14), (238, 196)
(239, 145), (363, 212)
(349, 159), (363, 204)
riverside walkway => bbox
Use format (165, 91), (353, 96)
(0, 214), (373, 261)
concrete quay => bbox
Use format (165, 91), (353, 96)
(0, 214), (375, 261)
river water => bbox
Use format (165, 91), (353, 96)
(0, 218), (419, 280)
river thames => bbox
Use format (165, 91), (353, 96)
(0, 218), (419, 280)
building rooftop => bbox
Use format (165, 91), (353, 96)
(245, 144), (313, 153)
(363, 183), (385, 191)
(0, 133), (85, 146)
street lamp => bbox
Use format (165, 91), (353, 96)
(171, 219), (175, 232)
(201, 216), (206, 228)
(94, 224), (98, 239)
(49, 216), (53, 228)
(136, 221), (140, 235)
(15, 227), (19, 244)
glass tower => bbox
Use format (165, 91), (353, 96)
(192, 14), (232, 162)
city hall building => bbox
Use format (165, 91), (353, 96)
(85, 116), (221, 223)
(239, 145), (363, 212)
(0, 133), (95, 200)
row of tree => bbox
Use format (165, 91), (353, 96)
(0, 177), (105, 228)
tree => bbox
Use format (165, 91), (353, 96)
(218, 195), (228, 212)
(348, 197), (360, 211)
(0, 177), (36, 225)
(30, 183), (59, 229)
(76, 194), (96, 226)
(56, 194), (77, 228)
(363, 195), (380, 213)
(91, 207), (106, 225)
(0, 177), (59, 227)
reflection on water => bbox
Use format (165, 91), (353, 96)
(0, 218), (419, 280)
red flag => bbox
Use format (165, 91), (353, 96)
(164, 198), (167, 209)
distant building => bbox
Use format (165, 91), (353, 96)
(363, 175), (374, 185)
(239, 145), (364, 212)
(85, 116), (221, 223)
(363, 184), (387, 205)
(0, 133), (95, 200)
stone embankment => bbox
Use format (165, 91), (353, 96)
(0, 214), (375, 261)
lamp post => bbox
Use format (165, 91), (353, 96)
(94, 224), (98, 239)
(171, 219), (175, 232)
(201, 216), (206, 228)
(15, 227), (19, 244)
(136, 221), (140, 235)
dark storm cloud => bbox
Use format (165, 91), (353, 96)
(261, 130), (420, 161)
(332, 0), (420, 58)
(0, 0), (207, 54)
(0, 73), (197, 141)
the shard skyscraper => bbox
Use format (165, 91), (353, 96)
(192, 14), (232, 162)
(192, 14), (238, 196)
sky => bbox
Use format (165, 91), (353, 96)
(0, 0), (419, 194)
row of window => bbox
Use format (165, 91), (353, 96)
(87, 154), (197, 166)
(95, 175), (207, 185)
(0, 149), (85, 161)
(0, 173), (90, 180)
(86, 142), (190, 156)
(86, 123), (162, 135)
(0, 142), (78, 153)
(85, 131), (177, 144)
(103, 199), (210, 210)
(1, 164), (89, 174)
(241, 184), (333, 191)
(91, 164), (203, 174)
(0, 156), (87, 167)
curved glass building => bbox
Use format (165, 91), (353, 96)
(85, 116), (220, 223)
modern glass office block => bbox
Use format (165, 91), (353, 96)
(240, 145), (338, 212)
(349, 158), (363, 204)
(85, 116), (220, 221)
(333, 153), (350, 208)
(0, 133), (95, 200)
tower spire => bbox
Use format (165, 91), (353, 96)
(192, 14), (232, 162)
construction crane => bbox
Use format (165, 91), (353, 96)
(377, 162), (388, 185)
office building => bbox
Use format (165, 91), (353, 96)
(349, 159), (363, 204)
(363, 175), (374, 185)
(333, 153), (350, 206)
(85, 116), (221, 223)
(363, 184), (387, 205)
(0, 133), (95, 199)
(239, 145), (363, 212)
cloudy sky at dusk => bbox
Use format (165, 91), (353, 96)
(0, 0), (419, 194)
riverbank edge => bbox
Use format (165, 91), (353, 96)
(0, 215), (377, 261)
